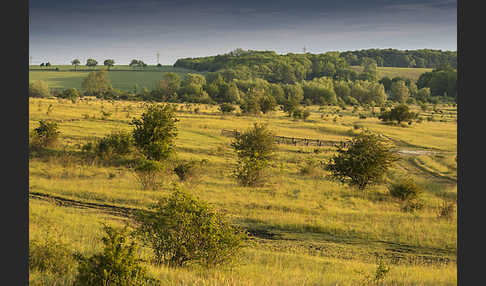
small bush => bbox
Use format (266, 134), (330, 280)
(29, 80), (50, 98)
(438, 199), (455, 220)
(31, 120), (60, 149)
(232, 123), (276, 187)
(132, 158), (164, 190)
(95, 131), (133, 160)
(74, 225), (151, 286)
(388, 179), (422, 201)
(299, 159), (324, 177)
(57, 88), (81, 102)
(401, 198), (425, 212)
(29, 238), (77, 275)
(219, 103), (236, 114)
(173, 160), (204, 183)
(302, 109), (311, 120)
(131, 104), (179, 161)
(135, 187), (247, 267)
(325, 132), (398, 190)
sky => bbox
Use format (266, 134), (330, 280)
(29, 0), (457, 65)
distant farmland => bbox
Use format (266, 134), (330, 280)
(29, 65), (431, 92)
(29, 65), (204, 91)
(349, 66), (433, 81)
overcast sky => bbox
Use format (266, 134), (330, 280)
(29, 0), (457, 65)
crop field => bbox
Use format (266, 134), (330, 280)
(29, 96), (457, 285)
(29, 65), (203, 91)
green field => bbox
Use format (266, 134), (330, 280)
(29, 97), (457, 285)
(29, 66), (431, 93)
(349, 66), (433, 81)
(29, 65), (203, 91)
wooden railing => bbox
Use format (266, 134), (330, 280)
(220, 129), (345, 147)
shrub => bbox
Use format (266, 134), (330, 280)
(81, 70), (113, 97)
(292, 108), (303, 119)
(74, 225), (151, 286)
(132, 158), (164, 190)
(31, 120), (60, 149)
(302, 109), (311, 120)
(93, 131), (132, 160)
(325, 132), (398, 190)
(388, 179), (422, 201)
(299, 159), (324, 177)
(131, 104), (179, 161)
(219, 103), (236, 114)
(57, 88), (81, 102)
(29, 80), (50, 98)
(378, 104), (418, 125)
(135, 187), (247, 267)
(29, 238), (77, 275)
(401, 198), (425, 212)
(231, 123), (277, 187)
(438, 199), (455, 220)
(173, 160), (206, 184)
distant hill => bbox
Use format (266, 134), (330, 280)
(173, 48), (455, 84)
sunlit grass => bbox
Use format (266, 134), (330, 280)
(28, 97), (457, 285)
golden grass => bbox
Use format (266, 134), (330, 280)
(29, 97), (457, 285)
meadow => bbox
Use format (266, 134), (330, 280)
(29, 96), (457, 285)
(29, 65), (203, 91)
(29, 65), (429, 92)
(348, 66), (433, 81)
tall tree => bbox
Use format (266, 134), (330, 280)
(86, 58), (98, 68)
(389, 80), (410, 103)
(71, 59), (80, 71)
(103, 59), (115, 70)
(129, 59), (139, 69)
(81, 70), (112, 97)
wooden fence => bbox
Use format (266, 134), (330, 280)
(220, 129), (345, 147)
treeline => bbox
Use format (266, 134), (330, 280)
(174, 49), (457, 84)
(340, 49), (457, 68)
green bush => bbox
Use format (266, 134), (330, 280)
(173, 160), (206, 184)
(219, 103), (236, 114)
(388, 179), (422, 201)
(231, 123), (276, 187)
(74, 225), (151, 286)
(378, 104), (418, 125)
(132, 158), (164, 190)
(135, 187), (247, 267)
(131, 104), (179, 161)
(29, 80), (50, 98)
(31, 120), (60, 149)
(57, 88), (81, 102)
(325, 132), (398, 190)
(95, 131), (133, 160)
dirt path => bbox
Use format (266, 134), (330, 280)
(30, 191), (455, 265)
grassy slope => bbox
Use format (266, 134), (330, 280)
(349, 66), (433, 81)
(29, 98), (457, 285)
